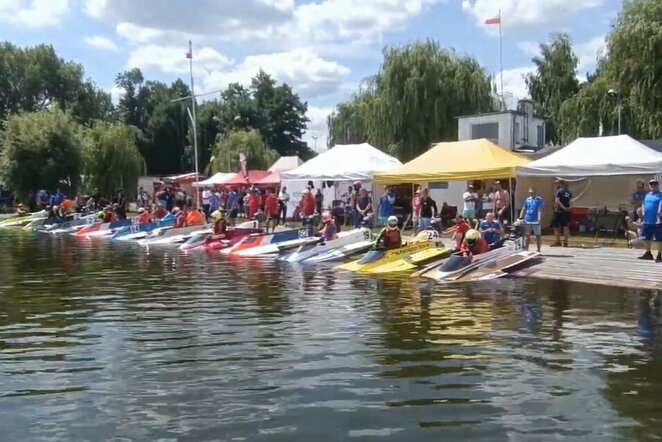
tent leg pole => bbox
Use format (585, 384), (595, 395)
(509, 177), (514, 224)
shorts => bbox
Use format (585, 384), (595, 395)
(552, 211), (570, 228)
(523, 222), (541, 236)
(641, 223), (662, 242)
(462, 209), (475, 220)
(418, 217), (432, 229)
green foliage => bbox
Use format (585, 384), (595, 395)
(83, 122), (143, 199)
(328, 40), (493, 161)
(525, 34), (580, 144)
(211, 129), (277, 173)
(0, 42), (112, 125)
(0, 109), (83, 198)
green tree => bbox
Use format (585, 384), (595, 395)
(328, 40), (493, 160)
(0, 42), (112, 125)
(211, 129), (277, 173)
(0, 109), (83, 198)
(605, 0), (662, 138)
(82, 122), (143, 198)
(524, 34), (580, 144)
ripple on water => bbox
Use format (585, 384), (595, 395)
(0, 232), (660, 441)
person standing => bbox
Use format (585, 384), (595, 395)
(278, 186), (290, 224)
(377, 186), (396, 226)
(264, 189), (280, 233)
(355, 188), (372, 228)
(342, 186), (354, 227)
(631, 179), (647, 222)
(519, 187), (544, 253)
(116, 189), (127, 220)
(552, 179), (572, 247)
(412, 188), (421, 232)
(638, 179), (662, 262)
(315, 188), (323, 214)
(418, 188), (437, 230)
(201, 187), (211, 218)
(300, 189), (316, 218)
(494, 181), (511, 224)
(462, 184), (477, 221)
(227, 188), (239, 226)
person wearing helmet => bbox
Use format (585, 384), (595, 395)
(97, 210), (106, 221)
(211, 209), (227, 235)
(136, 207), (152, 225)
(102, 205), (116, 223)
(152, 202), (167, 220)
(460, 229), (488, 259)
(374, 215), (402, 250)
(172, 207), (186, 228)
(15, 203), (27, 216)
(319, 211), (338, 242)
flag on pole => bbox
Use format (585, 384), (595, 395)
(239, 153), (248, 182)
(485, 15), (501, 25)
(185, 51), (192, 59)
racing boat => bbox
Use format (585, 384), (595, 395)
(22, 217), (47, 231)
(0, 211), (47, 228)
(223, 226), (315, 257)
(450, 250), (541, 282)
(180, 220), (262, 251)
(75, 219), (132, 237)
(137, 224), (211, 246)
(337, 239), (452, 275)
(279, 228), (372, 263)
(111, 215), (175, 241)
(43, 213), (97, 234)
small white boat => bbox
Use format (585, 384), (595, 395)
(138, 225), (211, 246)
(279, 228), (372, 263)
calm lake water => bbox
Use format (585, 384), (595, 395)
(0, 231), (661, 441)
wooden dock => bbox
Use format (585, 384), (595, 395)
(513, 246), (662, 291)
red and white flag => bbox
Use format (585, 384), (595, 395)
(239, 153), (248, 182)
(485, 15), (501, 25)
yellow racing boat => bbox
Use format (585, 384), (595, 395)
(337, 239), (452, 275)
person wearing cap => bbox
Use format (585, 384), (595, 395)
(494, 181), (510, 223)
(552, 179), (572, 247)
(462, 184), (478, 221)
(412, 187), (422, 232)
(638, 179), (662, 261)
(631, 179), (647, 222)
(519, 186), (544, 252)
(136, 207), (152, 225)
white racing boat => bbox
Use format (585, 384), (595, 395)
(138, 224), (211, 246)
(279, 228), (372, 263)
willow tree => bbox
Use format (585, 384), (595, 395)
(605, 0), (662, 138)
(328, 40), (493, 161)
(525, 34), (580, 144)
(83, 122), (143, 198)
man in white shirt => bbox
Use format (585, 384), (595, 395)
(462, 184), (478, 221)
(201, 188), (211, 218)
(278, 186), (290, 224)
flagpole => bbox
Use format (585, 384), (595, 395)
(498, 9), (504, 110)
(188, 40), (200, 209)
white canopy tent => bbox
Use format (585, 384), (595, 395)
(269, 156), (302, 172)
(280, 143), (402, 217)
(194, 172), (235, 187)
(516, 135), (662, 223)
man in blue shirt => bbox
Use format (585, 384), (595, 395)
(377, 186), (396, 226)
(631, 179), (647, 221)
(226, 188), (239, 225)
(479, 212), (502, 247)
(519, 187), (544, 252)
(638, 179), (662, 262)
(552, 179), (572, 247)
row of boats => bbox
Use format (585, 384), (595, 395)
(0, 210), (542, 283)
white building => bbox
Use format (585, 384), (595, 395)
(457, 100), (546, 151)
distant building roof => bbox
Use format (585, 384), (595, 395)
(456, 110), (545, 120)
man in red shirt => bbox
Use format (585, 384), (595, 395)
(300, 189), (316, 218)
(247, 188), (260, 220)
(264, 189), (279, 232)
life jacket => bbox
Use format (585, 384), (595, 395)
(382, 228), (402, 250)
(461, 238), (489, 255)
(186, 210), (205, 226)
(152, 208), (167, 220)
(175, 213), (186, 228)
(137, 213), (152, 225)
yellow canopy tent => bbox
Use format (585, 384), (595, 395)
(374, 139), (530, 184)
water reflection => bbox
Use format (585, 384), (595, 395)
(0, 231), (660, 441)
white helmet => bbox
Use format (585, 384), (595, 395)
(386, 215), (398, 230)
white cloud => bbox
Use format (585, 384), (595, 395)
(82, 0), (106, 18)
(0, 0), (69, 27)
(303, 106), (333, 151)
(497, 66), (534, 101)
(517, 41), (540, 57)
(127, 45), (232, 76)
(576, 34), (606, 72)
(462, 0), (605, 30)
(202, 49), (351, 98)
(84, 35), (119, 52)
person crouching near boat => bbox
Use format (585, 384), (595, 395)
(136, 207), (152, 225)
(638, 179), (662, 262)
(211, 210), (227, 235)
(479, 212), (502, 249)
(444, 214), (471, 250)
(152, 202), (167, 220)
(319, 212), (338, 242)
(172, 207), (186, 228)
(519, 187), (544, 253)
(15, 203), (27, 216)
(374, 216), (402, 251)
(460, 229), (488, 261)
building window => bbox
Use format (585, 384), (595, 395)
(514, 122), (520, 144)
(471, 122), (499, 141)
(537, 125), (544, 147)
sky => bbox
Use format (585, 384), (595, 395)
(0, 0), (622, 150)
